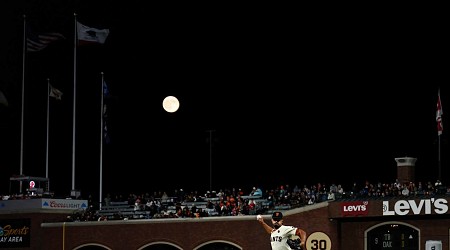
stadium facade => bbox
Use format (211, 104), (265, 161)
(1, 157), (449, 250)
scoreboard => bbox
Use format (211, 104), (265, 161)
(367, 223), (418, 250)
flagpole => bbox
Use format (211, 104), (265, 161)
(207, 129), (215, 192)
(436, 88), (443, 181)
(46, 78), (51, 191)
(99, 72), (105, 210)
(438, 88), (442, 181)
(438, 133), (441, 181)
(71, 13), (78, 195)
(19, 15), (27, 193)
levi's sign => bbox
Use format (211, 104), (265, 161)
(383, 198), (448, 216)
(342, 201), (369, 216)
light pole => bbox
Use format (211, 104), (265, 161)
(207, 129), (215, 192)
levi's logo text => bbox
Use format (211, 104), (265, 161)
(383, 198), (448, 216)
(342, 201), (369, 216)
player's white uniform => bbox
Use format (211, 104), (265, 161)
(270, 225), (297, 250)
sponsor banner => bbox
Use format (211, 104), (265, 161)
(383, 198), (449, 216)
(41, 199), (88, 210)
(0, 199), (88, 212)
(342, 201), (369, 216)
(0, 219), (30, 248)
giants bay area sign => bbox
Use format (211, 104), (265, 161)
(383, 197), (448, 216)
(0, 219), (31, 248)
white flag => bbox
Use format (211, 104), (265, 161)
(77, 21), (110, 44)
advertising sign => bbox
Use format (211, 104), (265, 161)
(0, 219), (30, 248)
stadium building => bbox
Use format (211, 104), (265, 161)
(1, 157), (449, 250)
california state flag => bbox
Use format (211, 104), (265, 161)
(77, 21), (109, 45)
(437, 89), (443, 136)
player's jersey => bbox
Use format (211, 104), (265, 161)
(270, 225), (297, 250)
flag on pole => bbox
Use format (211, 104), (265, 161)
(103, 81), (110, 97)
(77, 21), (110, 45)
(49, 85), (63, 100)
(437, 89), (443, 136)
(27, 27), (65, 52)
(103, 81), (110, 144)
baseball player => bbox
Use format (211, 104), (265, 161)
(257, 211), (307, 250)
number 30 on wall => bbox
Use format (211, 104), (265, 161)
(306, 232), (332, 250)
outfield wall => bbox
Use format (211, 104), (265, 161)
(1, 197), (449, 250)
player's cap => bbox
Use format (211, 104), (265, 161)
(272, 212), (283, 221)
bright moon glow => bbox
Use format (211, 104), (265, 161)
(162, 96), (180, 113)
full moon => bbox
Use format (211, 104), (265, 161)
(162, 96), (180, 113)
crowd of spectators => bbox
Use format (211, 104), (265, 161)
(2, 179), (448, 222)
(62, 178), (449, 222)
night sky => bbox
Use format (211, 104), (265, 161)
(1, 2), (448, 201)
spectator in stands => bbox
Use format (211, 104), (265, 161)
(250, 187), (263, 197)
(134, 196), (142, 211)
(248, 199), (256, 214)
(98, 215), (107, 221)
(182, 206), (191, 218)
(191, 203), (197, 216)
(278, 185), (286, 200)
(329, 183), (337, 194)
(350, 182), (357, 195)
(207, 200), (214, 209)
(176, 208), (183, 218)
(178, 188), (185, 201)
(161, 192), (169, 202)
(427, 181), (434, 194)
(416, 182), (424, 195)
(104, 193), (111, 207)
(337, 184), (344, 198)
(327, 190), (335, 200)
(401, 185), (410, 196)
(217, 189), (225, 199)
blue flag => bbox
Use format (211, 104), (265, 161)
(103, 81), (110, 97)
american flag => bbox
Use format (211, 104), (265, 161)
(27, 28), (65, 52)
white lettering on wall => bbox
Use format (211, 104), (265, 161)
(383, 198), (448, 216)
(343, 204), (367, 212)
